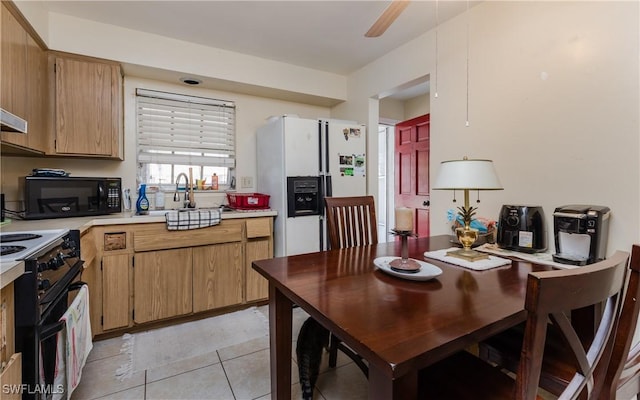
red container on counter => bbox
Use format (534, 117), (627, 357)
(226, 193), (270, 210)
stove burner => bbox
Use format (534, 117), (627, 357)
(1, 245), (27, 256)
(0, 233), (43, 243)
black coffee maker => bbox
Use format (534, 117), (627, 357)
(552, 205), (610, 266)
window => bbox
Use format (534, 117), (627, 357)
(136, 88), (236, 189)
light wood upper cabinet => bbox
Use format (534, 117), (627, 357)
(0, 2), (49, 154)
(25, 34), (49, 153)
(50, 53), (123, 159)
(1, 2), (28, 148)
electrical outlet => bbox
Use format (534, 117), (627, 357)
(240, 176), (253, 188)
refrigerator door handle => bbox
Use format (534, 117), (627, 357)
(319, 174), (325, 251)
(326, 175), (332, 197)
(318, 120), (323, 172)
(325, 120), (330, 174)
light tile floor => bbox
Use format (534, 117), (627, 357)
(70, 306), (555, 400)
(70, 306), (368, 400)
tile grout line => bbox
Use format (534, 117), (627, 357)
(143, 370), (147, 400)
(217, 349), (238, 400)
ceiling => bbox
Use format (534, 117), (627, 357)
(35, 1), (475, 100)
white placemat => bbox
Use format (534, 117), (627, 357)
(475, 243), (580, 270)
(424, 248), (512, 271)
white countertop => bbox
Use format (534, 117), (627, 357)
(0, 208), (277, 286)
(1, 260), (24, 289)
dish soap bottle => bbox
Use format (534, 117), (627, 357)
(211, 173), (219, 191)
(136, 184), (150, 215)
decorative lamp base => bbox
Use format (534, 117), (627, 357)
(447, 225), (490, 261)
(446, 248), (490, 262)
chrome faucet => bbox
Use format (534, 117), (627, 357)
(174, 173), (192, 208)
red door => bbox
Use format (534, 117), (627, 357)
(394, 114), (430, 237)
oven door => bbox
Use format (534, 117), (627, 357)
(15, 260), (84, 399)
(40, 280), (86, 395)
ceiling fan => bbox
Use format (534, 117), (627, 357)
(365, 0), (411, 37)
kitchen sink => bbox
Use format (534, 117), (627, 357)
(131, 207), (227, 217)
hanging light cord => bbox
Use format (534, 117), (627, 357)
(465, 0), (470, 127)
(434, 0), (439, 98)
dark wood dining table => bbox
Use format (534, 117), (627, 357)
(252, 235), (556, 400)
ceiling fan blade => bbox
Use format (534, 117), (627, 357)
(365, 0), (410, 38)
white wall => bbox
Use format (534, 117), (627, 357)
(13, 2), (347, 103)
(404, 94), (430, 121)
(343, 1), (639, 254)
(379, 94), (430, 122)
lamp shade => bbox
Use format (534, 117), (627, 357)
(432, 158), (503, 190)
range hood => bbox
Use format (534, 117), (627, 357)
(0, 108), (27, 133)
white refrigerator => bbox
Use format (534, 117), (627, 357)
(257, 115), (367, 257)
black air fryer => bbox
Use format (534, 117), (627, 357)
(497, 205), (547, 253)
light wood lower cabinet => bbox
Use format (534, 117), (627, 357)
(245, 218), (272, 302)
(102, 254), (131, 330)
(0, 353), (21, 400)
(0, 283), (20, 399)
(193, 242), (243, 313)
(133, 248), (192, 324)
(86, 216), (273, 333)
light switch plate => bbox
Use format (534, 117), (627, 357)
(240, 176), (253, 188)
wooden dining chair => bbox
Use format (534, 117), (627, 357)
(325, 195), (378, 250)
(418, 250), (630, 400)
(478, 244), (640, 400)
(323, 195), (378, 377)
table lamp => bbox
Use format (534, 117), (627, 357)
(433, 157), (503, 261)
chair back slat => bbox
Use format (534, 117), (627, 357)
(600, 244), (640, 400)
(515, 250), (630, 400)
(325, 196), (378, 249)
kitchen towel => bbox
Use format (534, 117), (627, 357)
(53, 284), (93, 400)
(424, 248), (511, 271)
(165, 209), (221, 230)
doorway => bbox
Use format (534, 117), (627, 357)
(377, 124), (395, 242)
(394, 114), (431, 238)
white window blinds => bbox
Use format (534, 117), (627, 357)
(136, 88), (236, 167)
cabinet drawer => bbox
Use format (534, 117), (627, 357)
(133, 220), (243, 252)
(246, 217), (272, 239)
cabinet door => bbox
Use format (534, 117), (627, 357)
(54, 56), (121, 157)
(134, 248), (192, 324)
(81, 232), (102, 336)
(0, 353), (21, 400)
(102, 254), (131, 331)
(25, 34), (48, 153)
(1, 282), (15, 363)
(245, 218), (273, 302)
(0, 3), (28, 147)
(193, 243), (242, 313)
(245, 239), (271, 302)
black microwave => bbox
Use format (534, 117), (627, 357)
(23, 176), (122, 219)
